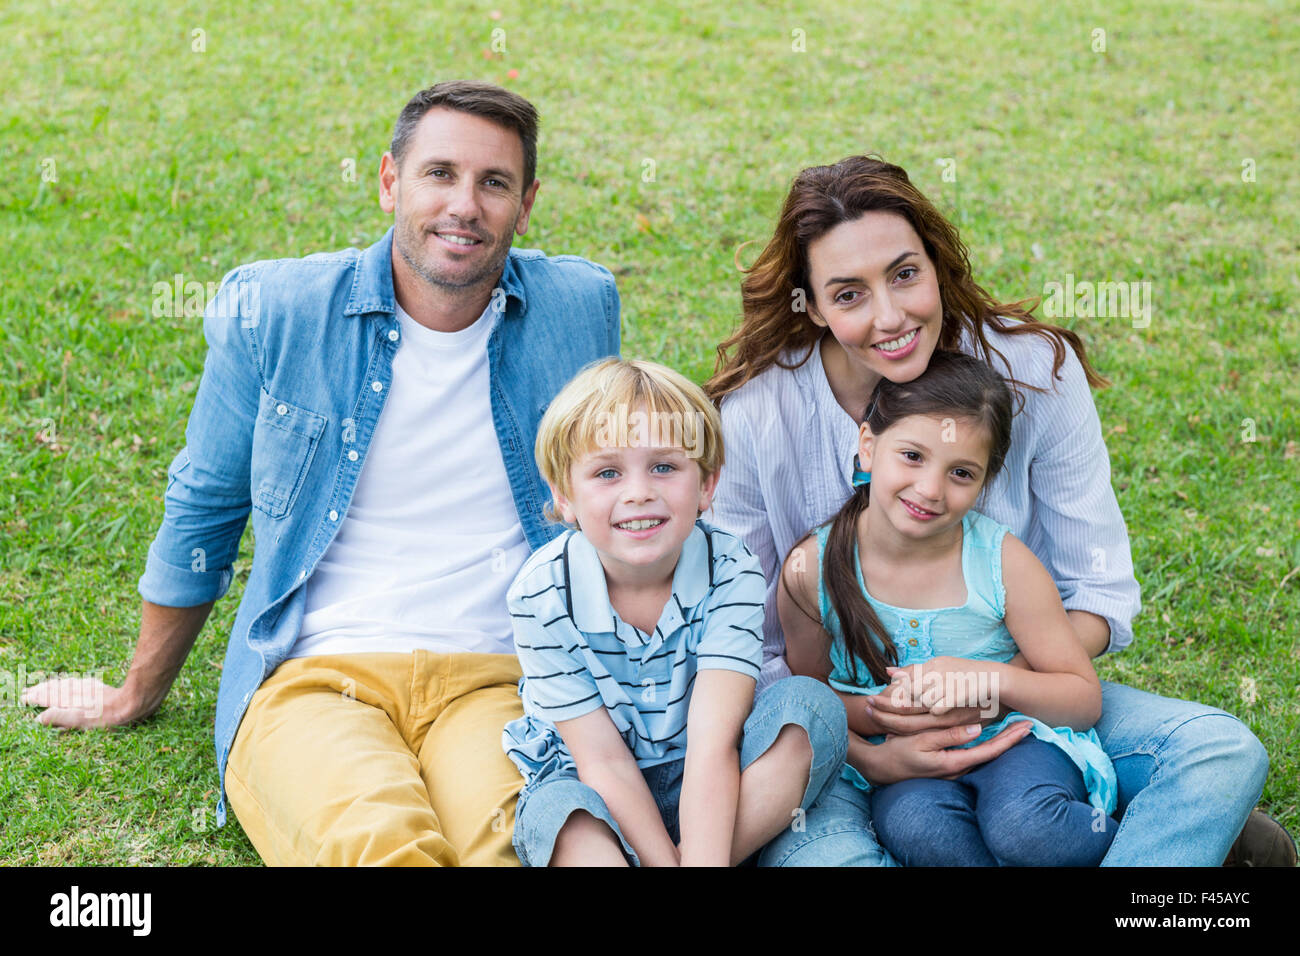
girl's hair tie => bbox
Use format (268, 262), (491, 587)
(851, 454), (871, 488)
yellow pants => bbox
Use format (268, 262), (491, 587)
(225, 651), (525, 866)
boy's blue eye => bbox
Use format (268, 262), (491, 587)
(596, 468), (618, 480)
(652, 462), (676, 474)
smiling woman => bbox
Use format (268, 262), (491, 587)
(703, 154), (1277, 867)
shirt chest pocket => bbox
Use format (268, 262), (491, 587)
(251, 389), (328, 519)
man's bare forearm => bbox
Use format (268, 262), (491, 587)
(122, 600), (215, 717)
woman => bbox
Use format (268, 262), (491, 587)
(705, 154), (1283, 866)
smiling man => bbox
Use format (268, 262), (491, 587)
(23, 81), (620, 865)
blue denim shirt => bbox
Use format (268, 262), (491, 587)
(137, 227), (620, 825)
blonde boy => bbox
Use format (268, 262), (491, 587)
(501, 358), (848, 866)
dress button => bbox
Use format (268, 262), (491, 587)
(347, 450), (359, 461)
(909, 619), (919, 628)
(908, 637), (919, 646)
(329, 510), (339, 521)
(371, 381), (383, 392)
(276, 403), (288, 416)
(388, 329), (399, 342)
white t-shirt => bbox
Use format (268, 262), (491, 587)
(288, 300), (531, 659)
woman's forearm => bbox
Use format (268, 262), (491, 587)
(837, 689), (888, 736)
(845, 730), (890, 786)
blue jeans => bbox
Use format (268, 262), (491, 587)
(757, 680), (1269, 867)
(871, 738), (1115, 865)
(513, 676), (848, 866)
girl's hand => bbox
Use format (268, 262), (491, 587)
(884, 657), (998, 715)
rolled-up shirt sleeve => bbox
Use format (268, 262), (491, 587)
(138, 267), (259, 608)
(1026, 350), (1141, 653)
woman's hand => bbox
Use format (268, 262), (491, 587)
(849, 720), (1034, 786)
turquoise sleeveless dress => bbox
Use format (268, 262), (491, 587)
(815, 510), (1117, 814)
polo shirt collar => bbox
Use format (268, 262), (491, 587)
(565, 521), (713, 646)
(344, 226), (528, 319)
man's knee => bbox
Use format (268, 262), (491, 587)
(311, 803), (457, 867)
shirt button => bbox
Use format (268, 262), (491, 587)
(388, 329), (399, 342)
(347, 450), (359, 461)
(371, 381), (383, 392)
(908, 637), (919, 646)
(276, 403), (288, 416)
(909, 619), (919, 628)
(329, 510), (339, 521)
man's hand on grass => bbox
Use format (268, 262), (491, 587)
(21, 677), (150, 729)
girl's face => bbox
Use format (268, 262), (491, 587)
(858, 413), (991, 543)
(806, 210), (944, 390)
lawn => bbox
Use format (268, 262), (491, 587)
(1, 0), (1296, 864)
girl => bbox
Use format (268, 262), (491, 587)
(779, 349), (1117, 866)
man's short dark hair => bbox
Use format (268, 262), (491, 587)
(390, 81), (540, 192)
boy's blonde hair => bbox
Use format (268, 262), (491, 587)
(535, 358), (725, 521)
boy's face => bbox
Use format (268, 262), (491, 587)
(552, 442), (718, 586)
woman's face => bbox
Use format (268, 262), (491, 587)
(805, 210), (944, 387)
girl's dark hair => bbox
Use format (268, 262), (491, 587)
(821, 350), (1013, 686)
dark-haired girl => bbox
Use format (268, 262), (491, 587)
(707, 155), (1278, 866)
(781, 350), (1116, 865)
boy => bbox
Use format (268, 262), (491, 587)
(502, 358), (848, 866)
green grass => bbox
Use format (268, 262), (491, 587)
(1, 0), (1296, 864)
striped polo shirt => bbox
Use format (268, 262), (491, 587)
(501, 519), (766, 785)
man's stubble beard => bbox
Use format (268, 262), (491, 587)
(394, 214), (513, 295)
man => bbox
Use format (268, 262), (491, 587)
(22, 81), (620, 865)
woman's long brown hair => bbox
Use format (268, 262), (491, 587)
(823, 351), (1014, 687)
(704, 155), (1107, 406)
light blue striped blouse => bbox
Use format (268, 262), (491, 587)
(502, 520), (766, 783)
(707, 324), (1141, 693)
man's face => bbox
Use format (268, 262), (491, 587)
(379, 107), (539, 293)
